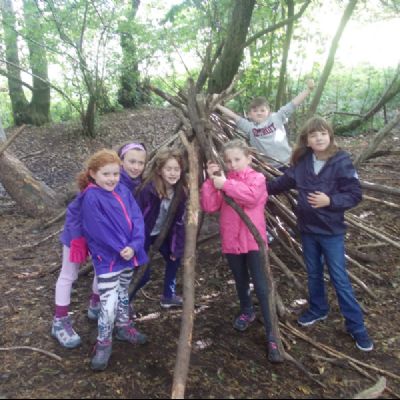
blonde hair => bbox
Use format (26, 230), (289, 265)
(291, 116), (339, 165)
(142, 148), (186, 198)
(77, 149), (121, 191)
(223, 139), (252, 158)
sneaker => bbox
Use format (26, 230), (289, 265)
(115, 324), (147, 345)
(267, 340), (284, 363)
(160, 295), (183, 309)
(297, 310), (328, 327)
(91, 340), (112, 371)
(351, 331), (374, 352)
(87, 301), (101, 321)
(51, 316), (81, 349)
(233, 312), (256, 332)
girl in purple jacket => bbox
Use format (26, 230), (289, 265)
(201, 140), (281, 363)
(268, 116), (373, 352)
(133, 148), (187, 309)
(51, 143), (147, 351)
(78, 149), (148, 371)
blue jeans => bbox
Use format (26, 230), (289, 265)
(131, 236), (181, 299)
(226, 251), (273, 338)
(301, 233), (366, 334)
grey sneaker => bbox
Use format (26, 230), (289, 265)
(160, 295), (183, 309)
(115, 324), (147, 345)
(91, 341), (112, 371)
(233, 312), (256, 331)
(51, 316), (81, 349)
(87, 301), (101, 321)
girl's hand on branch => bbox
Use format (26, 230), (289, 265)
(307, 191), (330, 208)
(212, 173), (227, 190)
(206, 161), (221, 179)
(120, 246), (134, 260)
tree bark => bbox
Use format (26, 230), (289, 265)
(207, 0), (256, 94)
(1, 0), (30, 125)
(0, 119), (61, 217)
(171, 135), (200, 399)
(23, 0), (51, 125)
(354, 111), (400, 166)
(308, 0), (358, 116)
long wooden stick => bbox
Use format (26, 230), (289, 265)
(0, 346), (62, 362)
(282, 322), (400, 382)
(171, 134), (200, 399)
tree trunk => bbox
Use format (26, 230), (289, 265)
(117, 0), (148, 108)
(1, 0), (30, 125)
(207, 0), (256, 94)
(354, 112), (400, 166)
(23, 0), (51, 125)
(308, 0), (358, 116)
(0, 119), (61, 218)
(82, 95), (97, 137)
(275, 0), (294, 110)
(171, 135), (200, 399)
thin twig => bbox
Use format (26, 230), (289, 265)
(0, 346), (62, 362)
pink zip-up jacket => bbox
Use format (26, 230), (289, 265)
(200, 166), (268, 254)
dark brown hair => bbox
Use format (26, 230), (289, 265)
(291, 116), (338, 165)
(77, 149), (121, 191)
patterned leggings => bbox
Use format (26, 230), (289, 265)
(97, 268), (133, 343)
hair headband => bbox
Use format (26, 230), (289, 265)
(119, 143), (146, 159)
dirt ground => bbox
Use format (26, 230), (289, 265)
(0, 108), (399, 399)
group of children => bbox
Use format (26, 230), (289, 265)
(51, 80), (373, 371)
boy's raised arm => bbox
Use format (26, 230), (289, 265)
(292, 79), (315, 107)
(215, 104), (241, 122)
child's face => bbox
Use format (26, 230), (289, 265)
(122, 149), (146, 179)
(307, 129), (331, 157)
(248, 105), (270, 124)
(224, 148), (252, 172)
(160, 158), (181, 187)
(90, 163), (120, 191)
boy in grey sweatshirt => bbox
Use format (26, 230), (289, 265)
(216, 80), (315, 168)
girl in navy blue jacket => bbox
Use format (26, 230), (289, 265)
(79, 149), (148, 371)
(132, 148), (187, 309)
(268, 116), (373, 352)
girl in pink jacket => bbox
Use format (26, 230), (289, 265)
(200, 139), (281, 363)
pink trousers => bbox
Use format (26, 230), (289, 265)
(55, 245), (98, 306)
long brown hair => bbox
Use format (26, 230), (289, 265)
(291, 116), (339, 165)
(141, 148), (187, 198)
(77, 149), (121, 191)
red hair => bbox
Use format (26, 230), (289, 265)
(77, 149), (121, 191)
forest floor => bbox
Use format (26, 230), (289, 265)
(0, 107), (399, 399)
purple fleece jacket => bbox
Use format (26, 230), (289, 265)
(136, 182), (186, 258)
(81, 183), (148, 276)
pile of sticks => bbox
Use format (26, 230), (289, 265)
(144, 80), (400, 399)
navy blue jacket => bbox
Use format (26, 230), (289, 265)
(268, 150), (362, 235)
(136, 182), (186, 258)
